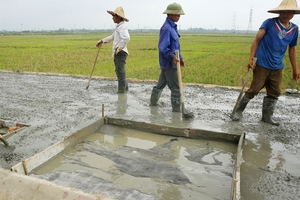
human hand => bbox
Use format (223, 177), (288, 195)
(173, 57), (180, 65)
(248, 57), (258, 70)
(96, 40), (103, 48)
(248, 59), (256, 70)
(114, 48), (122, 55)
(292, 72), (300, 81)
(180, 60), (185, 67)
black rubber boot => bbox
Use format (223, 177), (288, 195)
(117, 80), (127, 93)
(150, 86), (162, 106)
(261, 97), (280, 126)
(171, 90), (181, 112)
(230, 95), (250, 121)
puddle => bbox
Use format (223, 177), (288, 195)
(32, 125), (237, 200)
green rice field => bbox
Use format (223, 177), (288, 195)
(0, 32), (299, 89)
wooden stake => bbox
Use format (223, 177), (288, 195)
(22, 160), (28, 175)
(102, 104), (104, 117)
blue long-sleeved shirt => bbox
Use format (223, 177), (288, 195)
(158, 17), (183, 70)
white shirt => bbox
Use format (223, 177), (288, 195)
(101, 21), (130, 56)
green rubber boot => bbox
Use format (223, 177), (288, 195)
(150, 86), (162, 106)
(171, 90), (181, 112)
(117, 80), (127, 93)
(230, 95), (250, 121)
(262, 97), (280, 126)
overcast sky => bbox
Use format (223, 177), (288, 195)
(2, 0), (300, 31)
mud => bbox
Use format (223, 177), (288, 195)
(0, 71), (300, 200)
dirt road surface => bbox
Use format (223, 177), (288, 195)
(0, 71), (299, 200)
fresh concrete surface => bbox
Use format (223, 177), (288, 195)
(0, 71), (299, 200)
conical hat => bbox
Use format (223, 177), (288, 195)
(107, 7), (129, 22)
(268, 0), (300, 14)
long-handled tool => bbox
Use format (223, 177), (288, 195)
(0, 135), (15, 155)
(86, 46), (101, 90)
(175, 50), (194, 119)
(230, 57), (257, 119)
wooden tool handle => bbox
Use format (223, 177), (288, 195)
(230, 57), (257, 118)
(242, 57), (257, 89)
(175, 50), (183, 103)
(86, 46), (101, 89)
(0, 135), (9, 146)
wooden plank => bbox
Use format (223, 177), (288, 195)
(0, 168), (107, 200)
(106, 117), (241, 143)
(230, 132), (245, 200)
(11, 118), (105, 175)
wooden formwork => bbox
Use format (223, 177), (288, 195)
(8, 117), (244, 200)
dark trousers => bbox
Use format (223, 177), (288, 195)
(114, 51), (128, 82)
(156, 69), (179, 92)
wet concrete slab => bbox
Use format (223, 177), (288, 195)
(29, 124), (237, 200)
(0, 168), (104, 200)
(0, 71), (300, 200)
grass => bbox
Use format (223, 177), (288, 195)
(0, 32), (299, 90)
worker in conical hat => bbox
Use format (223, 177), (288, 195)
(231, 0), (300, 126)
(96, 7), (130, 93)
(268, 0), (300, 13)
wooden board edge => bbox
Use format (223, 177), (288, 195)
(0, 168), (107, 200)
(11, 117), (105, 175)
(230, 132), (245, 200)
(106, 117), (241, 143)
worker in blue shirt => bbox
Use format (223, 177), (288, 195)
(150, 2), (185, 112)
(231, 0), (300, 126)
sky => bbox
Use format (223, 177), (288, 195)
(2, 0), (300, 31)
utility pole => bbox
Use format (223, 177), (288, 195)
(247, 7), (253, 33)
(231, 12), (236, 32)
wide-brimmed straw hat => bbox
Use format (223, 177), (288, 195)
(107, 7), (129, 22)
(268, 0), (300, 14)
